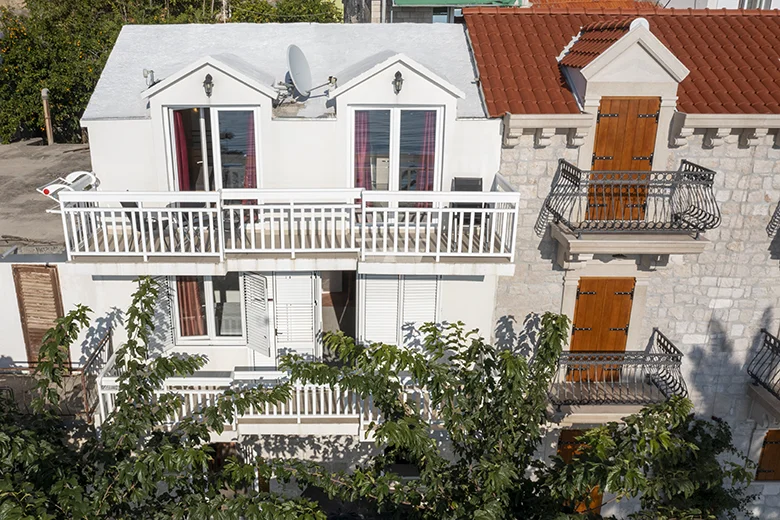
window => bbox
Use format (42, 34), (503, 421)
(756, 430), (780, 481)
(354, 107), (440, 193)
(557, 430), (603, 514)
(171, 108), (258, 191)
(432, 7), (449, 23)
(174, 273), (245, 342)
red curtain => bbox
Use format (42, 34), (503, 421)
(354, 111), (372, 190)
(174, 111), (190, 191)
(416, 111), (436, 192)
(244, 113), (257, 189)
(177, 277), (206, 336)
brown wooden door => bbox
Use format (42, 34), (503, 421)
(756, 430), (780, 482)
(568, 277), (635, 382)
(588, 97), (660, 222)
(558, 430), (603, 514)
(12, 265), (65, 364)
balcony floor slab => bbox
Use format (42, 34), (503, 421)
(552, 223), (709, 256)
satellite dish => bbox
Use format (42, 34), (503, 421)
(630, 18), (650, 31)
(287, 44), (313, 96)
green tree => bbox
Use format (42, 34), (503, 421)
(0, 277), (325, 519)
(276, 320), (756, 520)
(0, 278), (755, 519)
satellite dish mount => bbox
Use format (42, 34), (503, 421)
(285, 44), (336, 99)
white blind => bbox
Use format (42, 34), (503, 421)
(361, 274), (400, 345)
(274, 273), (316, 353)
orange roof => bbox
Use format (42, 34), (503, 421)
(532, 0), (657, 9)
(464, 7), (780, 116)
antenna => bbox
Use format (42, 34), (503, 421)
(287, 44), (313, 97)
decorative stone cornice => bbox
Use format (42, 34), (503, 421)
(534, 128), (555, 148)
(739, 128), (769, 148)
(703, 128), (730, 148)
(502, 112), (593, 148)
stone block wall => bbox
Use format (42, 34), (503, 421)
(495, 128), (780, 519)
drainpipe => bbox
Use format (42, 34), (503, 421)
(41, 88), (54, 145)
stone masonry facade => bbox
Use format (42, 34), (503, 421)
(494, 130), (780, 518)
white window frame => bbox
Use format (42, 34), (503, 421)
(166, 106), (262, 192)
(171, 273), (248, 346)
(349, 105), (445, 193)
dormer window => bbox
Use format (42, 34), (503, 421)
(353, 107), (441, 192)
(171, 107), (258, 191)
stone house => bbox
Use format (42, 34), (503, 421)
(465, 7), (780, 517)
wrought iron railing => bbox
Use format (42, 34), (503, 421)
(549, 329), (687, 406)
(747, 329), (780, 402)
(768, 201), (780, 238)
(541, 159), (720, 236)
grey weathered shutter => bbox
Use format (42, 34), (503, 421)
(149, 276), (174, 352)
(12, 265), (65, 364)
(361, 274), (400, 345)
(244, 273), (271, 357)
(401, 276), (438, 347)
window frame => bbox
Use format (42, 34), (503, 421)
(171, 273), (248, 346)
(166, 106), (262, 192)
(349, 105), (445, 193)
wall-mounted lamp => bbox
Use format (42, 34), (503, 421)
(203, 74), (214, 98)
(392, 71), (404, 95)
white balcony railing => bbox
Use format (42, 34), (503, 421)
(57, 177), (519, 262)
(95, 353), (432, 437)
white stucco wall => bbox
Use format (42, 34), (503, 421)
(438, 275), (497, 339)
(84, 59), (501, 193)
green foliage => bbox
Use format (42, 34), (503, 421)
(0, 0), (340, 143)
(0, 284), (755, 520)
(540, 396), (756, 520)
(232, 0), (341, 23)
(0, 277), (325, 520)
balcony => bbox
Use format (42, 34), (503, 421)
(96, 354), (431, 439)
(542, 160), (720, 257)
(748, 330), (780, 409)
(769, 201), (780, 238)
(57, 175), (519, 267)
(0, 329), (113, 422)
(549, 330), (687, 408)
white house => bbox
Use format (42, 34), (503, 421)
(1, 23), (516, 443)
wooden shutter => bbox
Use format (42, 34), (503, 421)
(361, 274), (400, 345)
(570, 277), (635, 353)
(401, 276), (438, 347)
(12, 265), (65, 364)
(273, 273), (317, 356)
(149, 276), (175, 352)
(756, 430), (780, 481)
(244, 273), (271, 357)
(558, 430), (603, 514)
(590, 97), (660, 221)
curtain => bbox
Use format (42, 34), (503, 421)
(174, 111), (190, 191)
(244, 113), (257, 189)
(416, 111), (436, 192)
(354, 111), (372, 190)
(177, 277), (206, 336)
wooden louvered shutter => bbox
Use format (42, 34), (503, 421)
(13, 265), (65, 364)
(149, 276), (174, 352)
(361, 274), (400, 345)
(273, 273), (316, 356)
(557, 430), (603, 514)
(244, 273), (271, 357)
(401, 276), (438, 347)
(757, 430), (780, 481)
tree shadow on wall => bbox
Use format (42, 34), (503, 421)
(79, 307), (122, 364)
(494, 313), (547, 360)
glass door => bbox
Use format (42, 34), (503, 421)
(171, 107), (258, 192)
(353, 107), (440, 194)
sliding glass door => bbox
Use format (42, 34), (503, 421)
(353, 107), (441, 193)
(171, 107), (258, 192)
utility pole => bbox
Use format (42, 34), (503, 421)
(41, 88), (54, 145)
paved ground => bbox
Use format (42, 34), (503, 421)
(0, 139), (92, 252)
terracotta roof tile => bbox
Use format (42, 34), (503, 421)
(464, 7), (780, 116)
